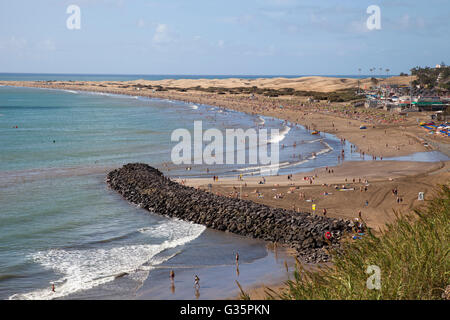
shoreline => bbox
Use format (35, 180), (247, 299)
(2, 80), (449, 300)
(222, 160), (449, 299)
(1, 79), (447, 159)
(183, 160), (449, 231)
(135, 237), (298, 300)
(107, 163), (353, 264)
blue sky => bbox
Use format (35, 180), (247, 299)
(0, 0), (448, 75)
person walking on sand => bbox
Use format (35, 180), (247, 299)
(170, 270), (175, 281)
(323, 208), (327, 216)
(235, 252), (239, 264)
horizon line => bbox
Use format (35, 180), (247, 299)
(0, 72), (396, 77)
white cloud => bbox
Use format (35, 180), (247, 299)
(153, 24), (175, 44)
(218, 14), (255, 26)
(217, 40), (225, 48)
(137, 18), (146, 28)
(37, 39), (56, 51)
(244, 44), (276, 57)
(263, 0), (298, 7)
(0, 36), (28, 51)
(260, 10), (287, 19)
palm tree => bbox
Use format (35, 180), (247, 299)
(358, 68), (362, 93)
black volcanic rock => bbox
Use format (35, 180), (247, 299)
(107, 163), (353, 263)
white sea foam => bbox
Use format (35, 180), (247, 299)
(278, 159), (310, 169)
(305, 138), (322, 144)
(269, 125), (290, 143)
(236, 162), (290, 173)
(63, 90), (78, 94)
(257, 116), (265, 125)
(316, 141), (333, 156)
(237, 139), (333, 174)
(190, 105), (199, 110)
(9, 220), (205, 300)
(137, 219), (204, 239)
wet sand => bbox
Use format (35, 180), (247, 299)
(2, 78), (448, 300)
(135, 229), (297, 300)
(183, 160), (450, 231)
(2, 76), (446, 160)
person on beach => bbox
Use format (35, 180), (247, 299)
(235, 252), (239, 264)
(323, 208), (327, 216)
(170, 270), (175, 281)
(195, 286), (200, 299)
(194, 275), (200, 288)
(51, 284), (55, 292)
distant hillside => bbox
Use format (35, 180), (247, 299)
(130, 75), (414, 93)
(411, 64), (450, 91)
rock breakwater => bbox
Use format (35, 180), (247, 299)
(107, 163), (353, 263)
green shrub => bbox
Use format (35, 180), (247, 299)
(264, 185), (450, 300)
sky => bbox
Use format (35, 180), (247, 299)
(0, 0), (449, 75)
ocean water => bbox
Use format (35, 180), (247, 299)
(0, 85), (445, 300)
(0, 86), (330, 300)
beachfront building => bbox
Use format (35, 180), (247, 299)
(364, 83), (449, 113)
(412, 97), (447, 112)
(364, 98), (379, 109)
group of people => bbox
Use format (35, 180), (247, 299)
(50, 252), (242, 298)
(167, 252), (240, 298)
(392, 188), (404, 204)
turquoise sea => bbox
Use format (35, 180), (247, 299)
(0, 84), (447, 300)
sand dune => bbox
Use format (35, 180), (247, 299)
(128, 75), (415, 92)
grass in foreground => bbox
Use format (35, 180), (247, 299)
(241, 185), (450, 300)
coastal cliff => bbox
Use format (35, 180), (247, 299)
(107, 163), (353, 263)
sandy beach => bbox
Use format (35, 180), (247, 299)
(2, 77), (449, 300)
(1, 75), (445, 161)
(180, 159), (446, 299)
(2, 78), (448, 217)
(181, 160), (449, 231)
